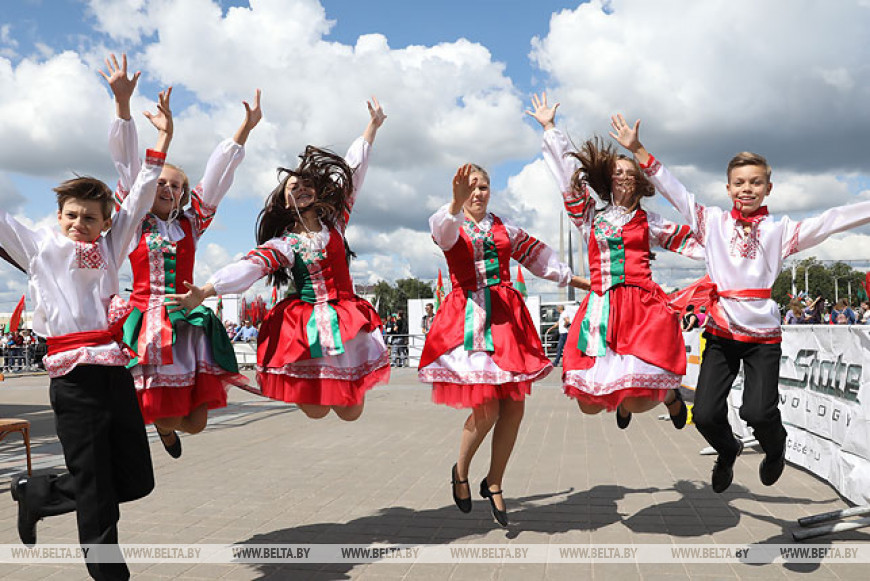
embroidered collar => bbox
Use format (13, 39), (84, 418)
(730, 205), (769, 225)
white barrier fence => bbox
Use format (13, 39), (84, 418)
(682, 326), (870, 506)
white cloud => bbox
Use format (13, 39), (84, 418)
(0, 173), (26, 212)
(530, 0), (870, 174)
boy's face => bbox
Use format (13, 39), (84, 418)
(57, 199), (111, 242)
(726, 165), (772, 216)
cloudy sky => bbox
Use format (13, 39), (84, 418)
(3, 0), (870, 312)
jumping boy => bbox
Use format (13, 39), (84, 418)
(612, 114), (870, 493)
(4, 86), (173, 580)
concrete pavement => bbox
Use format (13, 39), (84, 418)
(1, 368), (868, 580)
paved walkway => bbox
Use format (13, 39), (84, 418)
(1, 369), (868, 580)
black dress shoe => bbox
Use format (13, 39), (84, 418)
(451, 464), (472, 513)
(615, 406), (632, 430)
(711, 439), (744, 493)
(157, 428), (182, 459)
(759, 446), (786, 486)
(667, 389), (688, 430)
(479, 478), (508, 527)
(10, 476), (38, 546)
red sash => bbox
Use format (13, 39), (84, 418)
(46, 330), (116, 356)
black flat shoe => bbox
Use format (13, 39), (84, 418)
(667, 389), (688, 430)
(615, 406), (632, 430)
(479, 478), (508, 527)
(759, 444), (787, 486)
(10, 476), (38, 546)
(451, 464), (472, 513)
(711, 438), (744, 493)
(157, 428), (182, 459)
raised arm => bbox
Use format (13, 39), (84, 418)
(101, 53), (143, 210)
(109, 89), (173, 262)
(341, 97), (386, 227)
(529, 94), (595, 230)
(188, 90), (262, 237)
(782, 201), (870, 258)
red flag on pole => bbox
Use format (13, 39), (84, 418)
(270, 286), (278, 309)
(515, 265), (528, 298)
(5, 295), (25, 333)
(435, 269), (445, 311)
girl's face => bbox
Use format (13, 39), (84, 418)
(152, 167), (186, 220)
(284, 176), (316, 210)
(611, 159), (638, 208)
(463, 172), (491, 216)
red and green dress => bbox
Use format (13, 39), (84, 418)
(209, 224), (390, 405)
(109, 117), (248, 423)
(542, 127), (703, 410)
(207, 136), (389, 406)
(418, 206), (573, 408)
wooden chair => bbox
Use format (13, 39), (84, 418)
(0, 419), (32, 476)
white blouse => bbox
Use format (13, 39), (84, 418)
(109, 117), (246, 249)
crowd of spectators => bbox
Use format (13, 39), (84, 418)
(0, 329), (46, 371)
(783, 298), (870, 325)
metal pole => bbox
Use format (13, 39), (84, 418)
(791, 263), (796, 297)
(567, 227), (575, 302)
(798, 505), (870, 527)
(793, 516), (870, 541)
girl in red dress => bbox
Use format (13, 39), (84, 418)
(173, 98), (388, 422)
(420, 163), (587, 526)
(101, 54), (260, 458)
(529, 93), (698, 429)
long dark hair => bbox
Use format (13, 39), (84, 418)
(568, 136), (655, 207)
(255, 146), (355, 287)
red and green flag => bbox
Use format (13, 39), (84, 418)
(435, 269), (445, 311)
(4, 295), (25, 333)
(859, 272), (870, 302)
(270, 286), (278, 309)
(515, 265), (527, 298)
(216, 295), (223, 320)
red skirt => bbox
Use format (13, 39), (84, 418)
(256, 295), (389, 406)
(564, 283), (686, 375)
(419, 284), (551, 408)
(136, 368), (236, 424)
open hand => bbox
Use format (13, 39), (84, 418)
(144, 87), (173, 135)
(452, 164), (478, 208)
(609, 114), (642, 153)
(526, 92), (559, 130)
(99, 53), (140, 119)
(242, 89), (263, 132)
(165, 281), (206, 313)
(367, 96), (387, 129)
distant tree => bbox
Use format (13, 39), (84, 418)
(773, 257), (866, 307)
(370, 278), (434, 318)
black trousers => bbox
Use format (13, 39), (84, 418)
(23, 365), (154, 581)
(693, 333), (787, 460)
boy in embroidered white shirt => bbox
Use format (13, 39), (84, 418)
(612, 114), (870, 493)
(4, 88), (172, 580)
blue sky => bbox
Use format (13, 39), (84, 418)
(3, 0), (870, 313)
